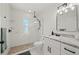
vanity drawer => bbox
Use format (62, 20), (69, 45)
(61, 43), (79, 55)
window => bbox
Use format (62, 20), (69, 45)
(23, 17), (29, 32)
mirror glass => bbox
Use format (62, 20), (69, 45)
(56, 5), (78, 32)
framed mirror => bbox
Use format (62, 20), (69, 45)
(56, 5), (78, 32)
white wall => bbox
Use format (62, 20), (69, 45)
(39, 5), (57, 36)
(10, 8), (41, 47)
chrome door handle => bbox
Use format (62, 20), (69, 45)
(64, 48), (76, 54)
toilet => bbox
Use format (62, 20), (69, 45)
(30, 41), (43, 55)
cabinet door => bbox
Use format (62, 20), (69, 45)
(50, 39), (61, 55)
(43, 37), (52, 55)
(61, 43), (79, 55)
(43, 37), (61, 55)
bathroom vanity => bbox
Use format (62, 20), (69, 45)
(42, 4), (79, 55)
(43, 35), (79, 55)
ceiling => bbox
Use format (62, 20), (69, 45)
(10, 3), (60, 13)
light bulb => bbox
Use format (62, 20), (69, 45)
(70, 6), (75, 10)
(64, 9), (68, 13)
(59, 11), (63, 14)
(57, 10), (60, 13)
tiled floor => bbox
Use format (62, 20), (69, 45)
(8, 43), (33, 55)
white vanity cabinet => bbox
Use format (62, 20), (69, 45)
(43, 37), (61, 55)
(43, 36), (79, 55)
(61, 43), (79, 55)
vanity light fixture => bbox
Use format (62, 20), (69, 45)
(57, 10), (60, 13)
(57, 3), (75, 14)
